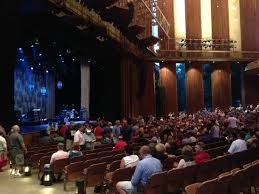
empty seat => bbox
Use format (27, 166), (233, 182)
(83, 162), (107, 187)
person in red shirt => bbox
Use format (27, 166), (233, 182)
(94, 123), (103, 141)
(193, 142), (211, 164)
(59, 122), (67, 137)
(113, 136), (127, 150)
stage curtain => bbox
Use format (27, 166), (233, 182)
(80, 56), (90, 119)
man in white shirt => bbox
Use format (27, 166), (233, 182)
(50, 143), (69, 164)
(74, 124), (86, 150)
(228, 131), (247, 154)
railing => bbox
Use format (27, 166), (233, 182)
(148, 50), (259, 62)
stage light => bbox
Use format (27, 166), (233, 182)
(30, 67), (34, 70)
(59, 54), (62, 57)
(31, 44), (34, 48)
(41, 87), (47, 95)
(39, 53), (42, 56)
(39, 63), (41, 66)
(72, 58), (75, 61)
(61, 60), (64, 63)
(19, 48), (22, 51)
(46, 70), (49, 73)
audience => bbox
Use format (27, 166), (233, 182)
(175, 145), (195, 169)
(9, 125), (27, 176)
(114, 136), (127, 151)
(68, 144), (82, 160)
(0, 131), (7, 172)
(120, 145), (139, 168)
(116, 146), (162, 194)
(228, 131), (247, 154)
(50, 143), (68, 164)
(84, 127), (96, 150)
(193, 142), (211, 164)
(74, 124), (86, 150)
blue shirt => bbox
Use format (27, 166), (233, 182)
(131, 154), (162, 191)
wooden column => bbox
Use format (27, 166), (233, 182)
(211, 63), (232, 109)
(139, 62), (156, 116)
(186, 63), (204, 112)
(160, 63), (178, 115)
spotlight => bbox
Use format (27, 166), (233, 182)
(61, 60), (64, 63)
(19, 48), (22, 51)
(46, 70), (49, 73)
(39, 63), (41, 66)
(59, 54), (62, 57)
(39, 53), (42, 56)
(31, 44), (34, 48)
(72, 58), (75, 61)
(31, 67), (34, 70)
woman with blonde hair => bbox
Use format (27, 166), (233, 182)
(175, 145), (195, 169)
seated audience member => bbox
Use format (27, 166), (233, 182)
(165, 136), (179, 155)
(114, 136), (127, 151)
(152, 143), (168, 165)
(116, 146), (162, 194)
(68, 144), (82, 160)
(50, 143), (69, 165)
(175, 145), (195, 169)
(194, 142), (211, 164)
(84, 128), (96, 150)
(210, 119), (220, 139)
(120, 145), (139, 168)
(228, 131), (247, 154)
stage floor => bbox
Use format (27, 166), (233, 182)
(20, 120), (92, 134)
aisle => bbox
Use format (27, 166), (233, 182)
(0, 166), (94, 194)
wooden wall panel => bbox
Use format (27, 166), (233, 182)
(211, 63), (232, 109)
(211, 0), (229, 39)
(185, 0), (202, 39)
(240, 0), (259, 51)
(186, 63), (204, 112)
(160, 63), (178, 115)
(244, 74), (259, 106)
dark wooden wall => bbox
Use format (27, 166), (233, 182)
(160, 63), (178, 115)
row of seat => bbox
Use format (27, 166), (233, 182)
(141, 148), (259, 194)
(185, 160), (259, 194)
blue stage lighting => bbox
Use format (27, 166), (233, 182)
(30, 67), (34, 70)
(41, 87), (47, 95)
(57, 81), (63, 89)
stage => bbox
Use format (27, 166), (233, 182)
(20, 120), (96, 134)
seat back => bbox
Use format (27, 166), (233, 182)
(53, 158), (69, 174)
(99, 155), (113, 164)
(39, 155), (51, 171)
(84, 153), (97, 160)
(112, 167), (134, 187)
(196, 178), (217, 194)
(97, 151), (112, 158)
(85, 162), (107, 187)
(214, 174), (232, 194)
(70, 155), (84, 163)
(109, 160), (121, 172)
(112, 153), (126, 161)
(185, 183), (201, 194)
(167, 168), (184, 193)
(30, 153), (45, 167)
(83, 158), (99, 169)
(144, 171), (167, 194)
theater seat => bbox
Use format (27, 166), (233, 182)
(144, 171), (167, 194)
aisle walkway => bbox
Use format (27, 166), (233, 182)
(0, 166), (94, 194)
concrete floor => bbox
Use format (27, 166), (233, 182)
(0, 166), (95, 194)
